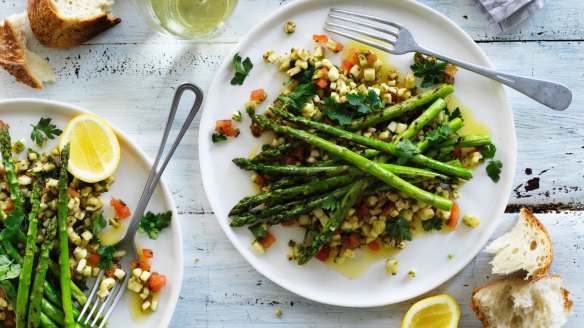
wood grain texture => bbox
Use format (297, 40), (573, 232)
(0, 0), (582, 327)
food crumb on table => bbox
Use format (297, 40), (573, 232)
(274, 308), (283, 318)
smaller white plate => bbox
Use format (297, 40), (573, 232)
(0, 98), (183, 327)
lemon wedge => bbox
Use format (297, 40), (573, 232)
(401, 294), (460, 328)
(60, 114), (120, 183)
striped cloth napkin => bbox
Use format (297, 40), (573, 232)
(475, 0), (547, 34)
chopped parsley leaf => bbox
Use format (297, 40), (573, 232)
(386, 217), (412, 242)
(212, 133), (227, 143)
(138, 211), (172, 240)
(230, 53), (253, 85)
(97, 245), (116, 270)
(30, 117), (62, 146)
(486, 160), (503, 182)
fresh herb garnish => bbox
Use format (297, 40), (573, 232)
(97, 245), (116, 270)
(248, 223), (268, 239)
(482, 143), (497, 159)
(92, 211), (107, 235)
(212, 133), (227, 143)
(322, 197), (341, 212)
(0, 210), (25, 241)
(395, 139), (420, 161)
(138, 211), (172, 240)
(422, 216), (443, 231)
(449, 107), (463, 121)
(30, 117), (62, 146)
(322, 98), (354, 125)
(292, 66), (316, 84)
(411, 59), (447, 88)
(425, 124), (453, 147)
(277, 83), (317, 112)
(346, 89), (385, 114)
(230, 53), (253, 85)
(0, 255), (21, 281)
(386, 217), (412, 242)
(486, 160), (503, 182)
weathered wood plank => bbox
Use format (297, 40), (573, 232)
(173, 212), (583, 327)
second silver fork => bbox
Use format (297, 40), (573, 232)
(325, 8), (572, 111)
(77, 82), (204, 328)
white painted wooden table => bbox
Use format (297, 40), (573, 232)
(1, 0), (583, 326)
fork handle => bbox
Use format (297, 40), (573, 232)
(123, 82), (204, 242)
(418, 46), (572, 111)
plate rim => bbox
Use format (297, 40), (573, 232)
(0, 97), (183, 326)
(199, 0), (517, 307)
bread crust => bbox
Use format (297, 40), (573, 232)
(0, 17), (42, 89)
(470, 275), (573, 328)
(520, 207), (553, 278)
(28, 0), (121, 49)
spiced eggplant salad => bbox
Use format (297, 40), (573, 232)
(214, 33), (503, 273)
(0, 115), (171, 327)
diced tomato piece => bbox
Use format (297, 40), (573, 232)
(105, 264), (121, 277)
(129, 260), (139, 269)
(142, 248), (154, 259)
(312, 34), (328, 42)
(366, 53), (378, 65)
(110, 197), (131, 219)
(0, 288), (5, 298)
(453, 148), (461, 158)
(67, 187), (79, 198)
(280, 154), (296, 166)
(250, 88), (267, 102)
(347, 49), (360, 65)
(149, 273), (166, 292)
(334, 41), (344, 52)
(138, 259), (151, 271)
(320, 67), (328, 74)
(367, 240), (380, 251)
(315, 247), (332, 262)
(342, 232), (360, 250)
(4, 199), (14, 213)
(87, 253), (100, 266)
(357, 203), (370, 218)
(448, 202), (460, 228)
(316, 77), (329, 89)
(341, 60), (353, 74)
(281, 218), (295, 226)
(0, 120), (3, 129)
(258, 232), (276, 249)
(254, 174), (267, 187)
(291, 146), (307, 159)
(215, 119), (240, 137)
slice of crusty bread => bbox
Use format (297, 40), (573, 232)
(28, 0), (121, 48)
(485, 207), (552, 279)
(0, 12), (56, 89)
(470, 275), (573, 328)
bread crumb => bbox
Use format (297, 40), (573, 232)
(274, 308), (282, 318)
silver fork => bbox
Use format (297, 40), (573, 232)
(77, 82), (204, 327)
(325, 8), (572, 111)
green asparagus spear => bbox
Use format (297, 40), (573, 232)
(0, 126), (27, 245)
(349, 84), (455, 130)
(16, 182), (42, 328)
(39, 312), (59, 328)
(251, 140), (304, 163)
(251, 114), (453, 211)
(437, 134), (492, 149)
(57, 144), (74, 328)
(229, 175), (353, 216)
(395, 98), (447, 142)
(233, 158), (352, 176)
(298, 180), (369, 264)
(268, 106), (472, 180)
(28, 219), (56, 328)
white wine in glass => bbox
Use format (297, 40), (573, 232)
(135, 0), (238, 39)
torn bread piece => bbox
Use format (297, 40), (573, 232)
(0, 12), (56, 89)
(28, 0), (121, 48)
(486, 207), (552, 279)
(471, 275), (573, 328)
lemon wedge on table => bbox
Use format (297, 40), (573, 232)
(401, 294), (460, 328)
(59, 114), (120, 183)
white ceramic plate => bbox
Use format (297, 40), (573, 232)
(0, 99), (182, 326)
(200, 0), (516, 307)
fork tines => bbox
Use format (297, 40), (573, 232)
(325, 8), (404, 54)
(77, 270), (131, 328)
